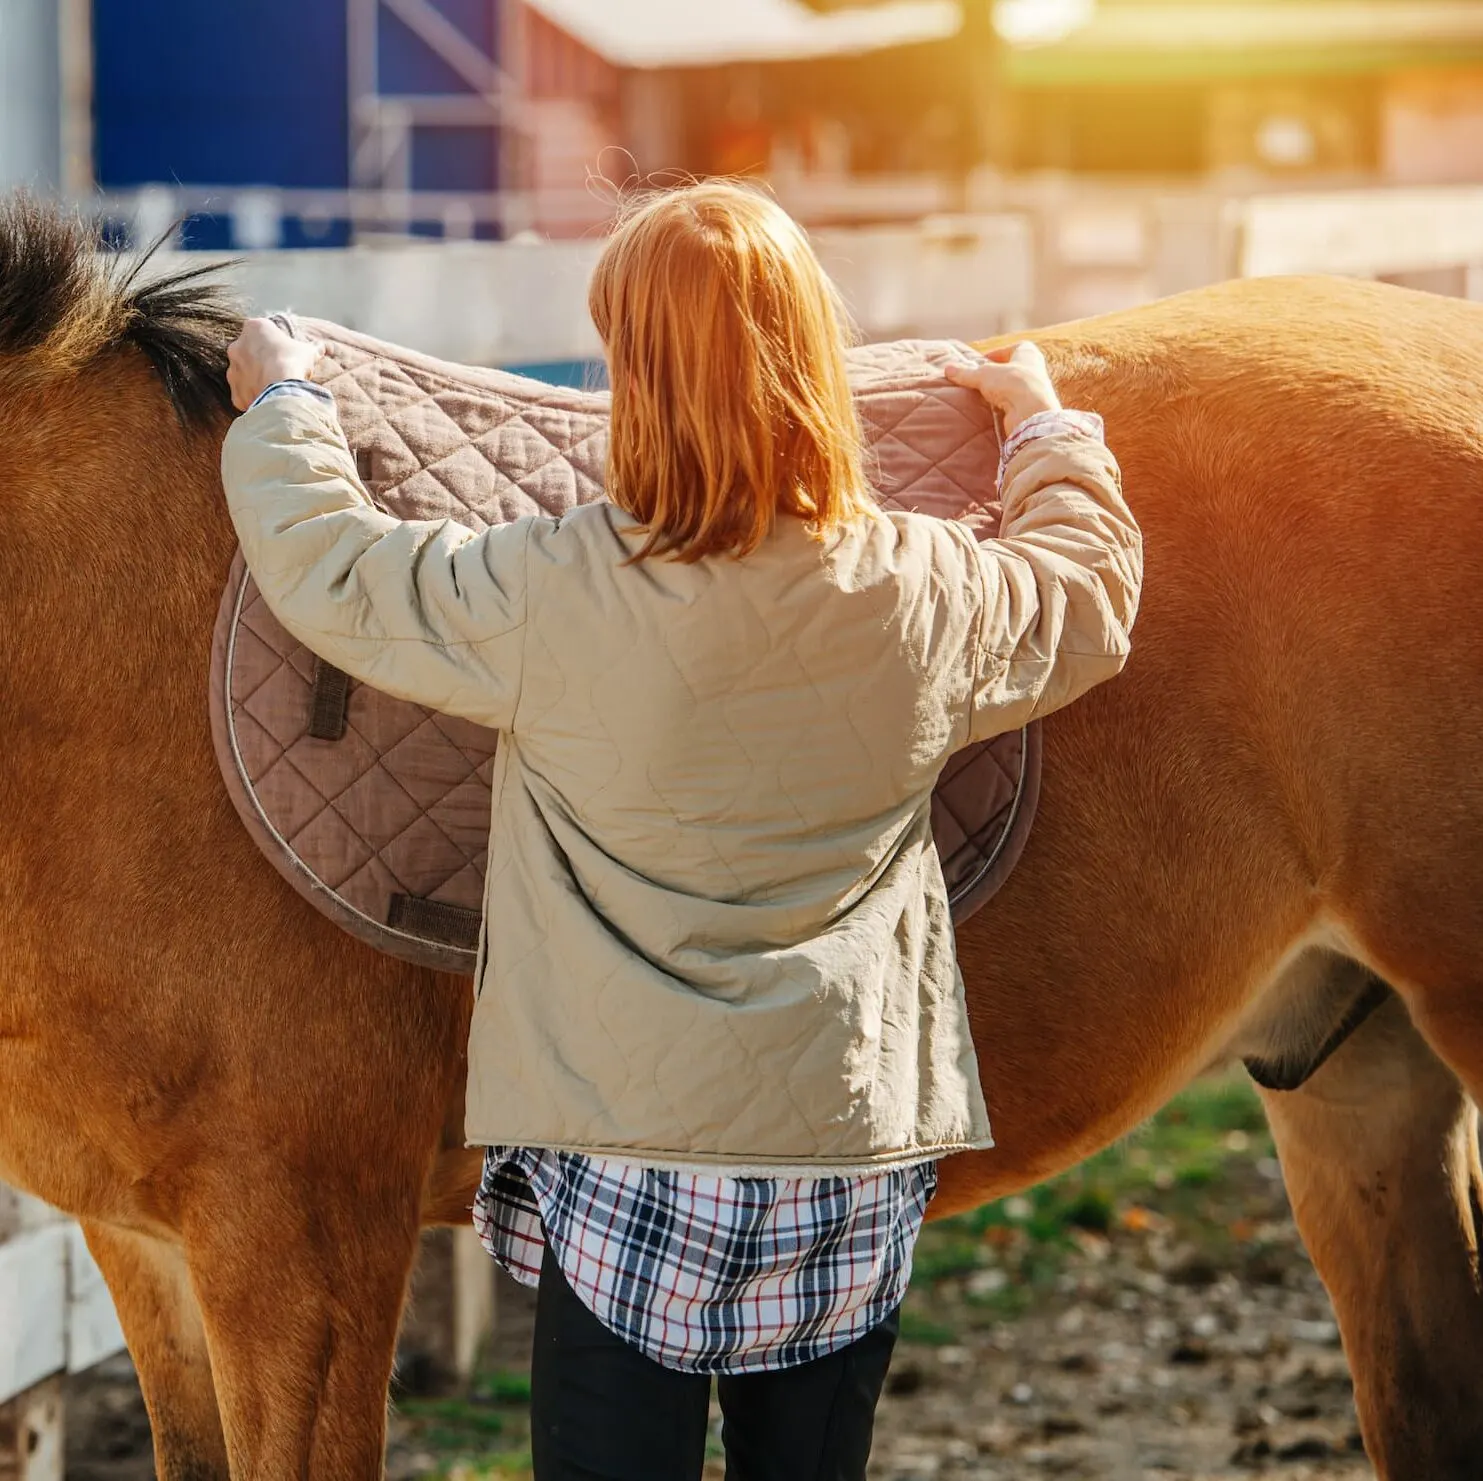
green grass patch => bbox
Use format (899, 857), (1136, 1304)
(899, 1310), (961, 1345)
(470, 1371), (531, 1405)
(910, 1071), (1277, 1306)
(398, 1382), (535, 1480)
(398, 1398), (506, 1441)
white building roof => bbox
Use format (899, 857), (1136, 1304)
(523, 0), (960, 69)
(1050, 1), (1483, 53)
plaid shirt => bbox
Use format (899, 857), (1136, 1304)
(475, 1149), (936, 1374)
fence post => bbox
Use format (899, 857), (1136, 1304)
(398, 1227), (498, 1393)
(0, 1379), (63, 1481)
(0, 1194), (65, 1481)
(451, 1226), (495, 1381)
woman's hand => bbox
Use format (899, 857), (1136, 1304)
(227, 317), (324, 412)
(945, 342), (1061, 437)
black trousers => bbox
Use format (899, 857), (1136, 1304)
(530, 1245), (899, 1481)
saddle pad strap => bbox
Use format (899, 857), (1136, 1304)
(308, 659), (351, 742)
(388, 895), (483, 953)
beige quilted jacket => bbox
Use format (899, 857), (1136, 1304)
(222, 393), (1141, 1170)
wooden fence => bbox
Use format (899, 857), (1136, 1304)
(0, 1192), (123, 1479)
(990, 178), (1483, 324)
(0, 1185), (495, 1480)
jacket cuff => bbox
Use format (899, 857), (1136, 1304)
(998, 409), (1105, 488)
(250, 379), (336, 410)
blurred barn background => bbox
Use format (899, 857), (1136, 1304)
(2, 3), (1481, 1476)
(6, 0), (1483, 358)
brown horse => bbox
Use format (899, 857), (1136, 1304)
(2, 197), (1481, 1479)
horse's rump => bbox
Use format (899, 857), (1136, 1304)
(208, 325), (1039, 972)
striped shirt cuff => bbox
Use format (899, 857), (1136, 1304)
(998, 408), (1105, 488)
(249, 379), (335, 410)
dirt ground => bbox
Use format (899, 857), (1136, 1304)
(860, 1200), (1368, 1481)
(64, 1079), (1372, 1480)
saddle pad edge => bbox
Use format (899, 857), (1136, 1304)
(947, 723), (1043, 927)
(208, 552), (478, 977)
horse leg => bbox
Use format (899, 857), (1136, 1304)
(181, 1174), (422, 1479)
(80, 1223), (229, 1481)
(1258, 993), (1483, 1479)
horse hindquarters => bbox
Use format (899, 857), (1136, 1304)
(1261, 995), (1483, 1479)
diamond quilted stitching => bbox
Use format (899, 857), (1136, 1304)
(290, 805), (374, 890)
(362, 438), (421, 494)
(230, 708), (284, 783)
(509, 429), (609, 509)
(940, 745), (1016, 834)
(348, 684), (426, 752)
(433, 862), (486, 912)
(380, 717), (480, 810)
(282, 725), (381, 801)
(338, 852), (407, 921)
(430, 388), (520, 441)
(380, 466), (484, 524)
(241, 661), (315, 751)
(333, 763), (424, 850)
(254, 754), (332, 838)
(429, 711), (498, 754)
(416, 444), (505, 523)
(380, 813), (469, 895)
(229, 622), (288, 703)
(931, 803), (969, 857)
(351, 362), (437, 417)
(287, 643), (318, 685)
(387, 396), (477, 466)
(239, 587), (297, 658)
(428, 776), (497, 861)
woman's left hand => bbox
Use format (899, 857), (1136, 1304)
(227, 317), (325, 412)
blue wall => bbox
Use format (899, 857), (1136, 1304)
(92, 0), (502, 247)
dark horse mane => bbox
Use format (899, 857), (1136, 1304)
(0, 195), (240, 427)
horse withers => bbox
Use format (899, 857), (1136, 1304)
(0, 199), (1481, 1478)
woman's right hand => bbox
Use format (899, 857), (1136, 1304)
(945, 342), (1062, 436)
(227, 317), (325, 412)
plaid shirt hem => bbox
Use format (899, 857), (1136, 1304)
(474, 1148), (936, 1374)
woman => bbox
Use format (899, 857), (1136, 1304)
(221, 180), (1141, 1480)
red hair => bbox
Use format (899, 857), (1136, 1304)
(589, 181), (873, 562)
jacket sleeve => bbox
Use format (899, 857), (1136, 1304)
(220, 390), (530, 731)
(958, 422), (1143, 744)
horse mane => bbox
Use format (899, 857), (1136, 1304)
(0, 195), (240, 427)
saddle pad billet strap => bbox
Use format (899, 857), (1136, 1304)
(388, 895), (483, 953)
(307, 659), (351, 741)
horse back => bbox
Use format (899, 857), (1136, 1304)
(1001, 275), (1483, 1000)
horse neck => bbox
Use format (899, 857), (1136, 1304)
(0, 353), (235, 722)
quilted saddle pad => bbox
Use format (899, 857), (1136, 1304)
(209, 322), (1042, 975)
